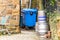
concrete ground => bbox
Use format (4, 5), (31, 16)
(0, 30), (39, 40)
(0, 30), (51, 40)
(20, 30), (39, 40)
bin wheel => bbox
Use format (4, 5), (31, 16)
(25, 27), (29, 30)
(21, 26), (25, 29)
(25, 27), (35, 30)
(29, 27), (35, 30)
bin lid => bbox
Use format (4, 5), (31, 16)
(22, 8), (37, 12)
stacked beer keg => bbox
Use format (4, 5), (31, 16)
(37, 10), (49, 37)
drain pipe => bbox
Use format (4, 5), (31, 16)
(29, 0), (31, 8)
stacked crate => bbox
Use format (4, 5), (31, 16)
(0, 0), (20, 34)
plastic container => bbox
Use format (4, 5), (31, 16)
(20, 16), (23, 27)
(22, 8), (37, 27)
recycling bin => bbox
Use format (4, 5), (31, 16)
(20, 16), (23, 27)
(20, 10), (24, 27)
(22, 8), (37, 27)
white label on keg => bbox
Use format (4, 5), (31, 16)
(38, 18), (46, 20)
(38, 11), (45, 16)
(38, 21), (46, 23)
(38, 24), (48, 30)
(38, 18), (46, 21)
(38, 27), (47, 29)
(38, 30), (48, 32)
(38, 22), (47, 25)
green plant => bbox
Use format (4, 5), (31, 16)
(45, 0), (57, 12)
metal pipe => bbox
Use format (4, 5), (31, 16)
(29, 0), (31, 8)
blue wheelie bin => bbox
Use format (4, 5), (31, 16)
(20, 16), (23, 27)
(22, 8), (37, 27)
(20, 10), (24, 27)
